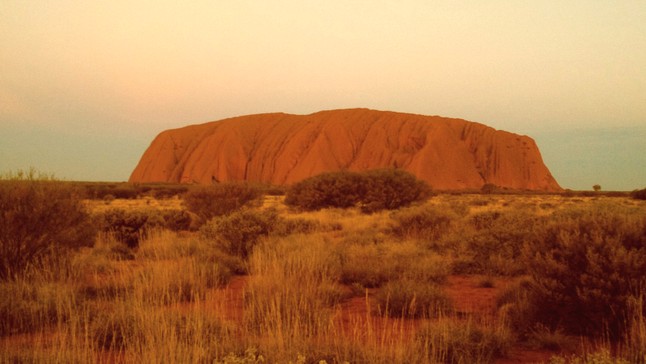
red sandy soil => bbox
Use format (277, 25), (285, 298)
(130, 108), (561, 191)
(0, 274), (556, 362)
(445, 275), (512, 316)
(444, 276), (557, 363)
(211, 274), (558, 363)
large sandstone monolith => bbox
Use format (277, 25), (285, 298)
(129, 108), (561, 191)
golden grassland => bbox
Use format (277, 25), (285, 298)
(85, 196), (184, 213)
(1, 193), (645, 363)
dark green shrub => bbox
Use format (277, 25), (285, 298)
(0, 171), (96, 279)
(183, 183), (262, 223)
(285, 169), (430, 212)
(200, 209), (279, 258)
(521, 204), (646, 339)
(285, 171), (367, 210)
(360, 169), (431, 212)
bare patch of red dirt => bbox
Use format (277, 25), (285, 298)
(188, 274), (559, 362)
(445, 275), (512, 316)
(208, 275), (247, 322)
(495, 347), (555, 364)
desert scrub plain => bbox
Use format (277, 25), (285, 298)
(1, 171), (645, 363)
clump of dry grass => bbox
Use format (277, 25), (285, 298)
(415, 317), (512, 364)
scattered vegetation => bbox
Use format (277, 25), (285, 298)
(98, 208), (192, 247)
(285, 169), (430, 212)
(183, 182), (262, 223)
(81, 181), (190, 200)
(2, 175), (645, 363)
(415, 319), (511, 364)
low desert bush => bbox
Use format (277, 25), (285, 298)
(99, 209), (153, 248)
(519, 203), (646, 339)
(160, 209), (193, 231)
(103, 193), (115, 205)
(136, 233), (233, 291)
(415, 319), (511, 364)
(338, 243), (389, 288)
(631, 187), (646, 200)
(92, 304), (141, 350)
(200, 209), (278, 259)
(495, 278), (536, 336)
(457, 209), (538, 275)
(339, 240), (450, 288)
(623, 295), (646, 363)
(99, 209), (193, 248)
(0, 170), (96, 279)
(183, 183), (262, 223)
(137, 229), (244, 276)
(285, 170), (366, 210)
(134, 259), (213, 304)
(245, 235), (346, 341)
(360, 169), (432, 212)
(136, 229), (201, 260)
(375, 278), (452, 318)
(285, 169), (430, 212)
(548, 349), (632, 364)
(0, 278), (78, 336)
(91, 300), (232, 357)
(390, 205), (457, 243)
(200, 208), (330, 260)
(271, 217), (323, 236)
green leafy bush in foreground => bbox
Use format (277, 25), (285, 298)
(285, 169), (430, 212)
(0, 170), (96, 279)
(512, 204), (646, 340)
(200, 209), (278, 259)
(200, 209), (323, 260)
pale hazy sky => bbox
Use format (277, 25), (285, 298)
(1, 1), (645, 190)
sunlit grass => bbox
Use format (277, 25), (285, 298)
(2, 194), (644, 363)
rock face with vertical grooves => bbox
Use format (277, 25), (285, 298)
(129, 109), (561, 191)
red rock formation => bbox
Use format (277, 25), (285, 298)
(129, 109), (561, 191)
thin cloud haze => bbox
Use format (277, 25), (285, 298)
(1, 1), (645, 189)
